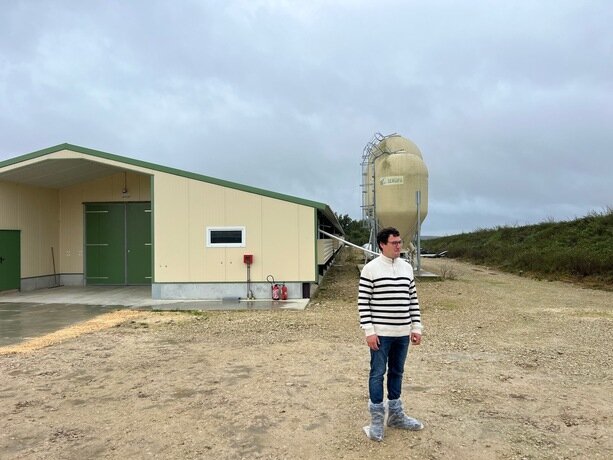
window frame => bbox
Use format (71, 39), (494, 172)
(206, 226), (246, 248)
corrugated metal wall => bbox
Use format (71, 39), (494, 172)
(0, 182), (60, 278)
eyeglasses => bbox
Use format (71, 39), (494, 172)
(386, 240), (403, 246)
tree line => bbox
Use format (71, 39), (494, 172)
(335, 213), (370, 246)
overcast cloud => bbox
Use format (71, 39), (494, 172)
(1, 0), (611, 235)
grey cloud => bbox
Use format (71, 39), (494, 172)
(1, 0), (611, 236)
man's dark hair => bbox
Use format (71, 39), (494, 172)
(377, 227), (400, 251)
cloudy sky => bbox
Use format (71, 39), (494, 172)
(1, 0), (611, 236)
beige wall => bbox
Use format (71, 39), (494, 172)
(2, 148), (318, 284)
(154, 172), (316, 283)
(58, 171), (151, 273)
(0, 182), (59, 278)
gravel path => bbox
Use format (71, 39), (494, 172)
(1, 249), (611, 459)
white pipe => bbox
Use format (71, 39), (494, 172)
(318, 229), (379, 257)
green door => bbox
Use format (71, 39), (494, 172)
(0, 230), (20, 291)
(85, 203), (152, 285)
(85, 204), (125, 285)
(126, 203), (152, 285)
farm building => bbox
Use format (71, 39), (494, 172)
(0, 144), (344, 299)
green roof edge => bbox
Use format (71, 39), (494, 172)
(1, 143), (343, 234)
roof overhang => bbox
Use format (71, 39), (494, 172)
(0, 157), (129, 189)
(0, 143), (345, 234)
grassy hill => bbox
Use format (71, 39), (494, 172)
(424, 209), (613, 289)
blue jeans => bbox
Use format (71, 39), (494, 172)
(369, 335), (409, 404)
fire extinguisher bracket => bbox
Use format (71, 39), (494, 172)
(272, 284), (280, 300)
(267, 275), (281, 300)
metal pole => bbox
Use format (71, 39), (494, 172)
(371, 158), (378, 252)
(416, 190), (421, 272)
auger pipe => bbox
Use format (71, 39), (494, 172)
(318, 229), (379, 257)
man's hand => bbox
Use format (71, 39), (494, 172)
(410, 332), (422, 345)
(366, 334), (380, 350)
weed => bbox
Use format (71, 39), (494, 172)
(437, 263), (458, 280)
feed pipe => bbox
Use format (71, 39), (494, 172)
(318, 229), (379, 257)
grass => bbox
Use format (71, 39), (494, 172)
(425, 208), (613, 290)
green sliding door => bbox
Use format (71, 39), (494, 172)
(126, 203), (152, 284)
(85, 203), (151, 285)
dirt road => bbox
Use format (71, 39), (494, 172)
(1, 249), (611, 459)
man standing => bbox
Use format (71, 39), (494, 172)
(358, 227), (424, 441)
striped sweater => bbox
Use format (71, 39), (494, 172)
(358, 254), (423, 337)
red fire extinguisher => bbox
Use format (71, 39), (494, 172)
(281, 283), (288, 300)
(272, 283), (280, 300)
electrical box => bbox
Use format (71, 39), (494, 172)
(243, 254), (253, 265)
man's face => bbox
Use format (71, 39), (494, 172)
(380, 235), (402, 259)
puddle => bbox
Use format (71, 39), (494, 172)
(0, 302), (121, 347)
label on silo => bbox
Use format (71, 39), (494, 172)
(380, 176), (404, 186)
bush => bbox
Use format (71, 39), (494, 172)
(425, 210), (613, 288)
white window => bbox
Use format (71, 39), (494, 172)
(206, 226), (246, 248)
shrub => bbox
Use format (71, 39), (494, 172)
(425, 210), (613, 288)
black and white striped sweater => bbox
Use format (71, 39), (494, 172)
(358, 254), (423, 337)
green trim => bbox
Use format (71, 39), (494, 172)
(3, 143), (343, 234)
(319, 206), (343, 235)
(150, 175), (155, 284)
(81, 202), (86, 286)
(1, 143), (342, 232)
(314, 208), (319, 280)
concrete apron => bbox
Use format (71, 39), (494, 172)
(0, 286), (309, 347)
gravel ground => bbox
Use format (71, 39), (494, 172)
(1, 248), (612, 459)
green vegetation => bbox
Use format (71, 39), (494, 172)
(335, 213), (370, 246)
(425, 208), (613, 289)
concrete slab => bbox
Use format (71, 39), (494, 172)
(145, 299), (310, 312)
(0, 286), (169, 308)
(0, 302), (118, 347)
(0, 286), (309, 310)
(414, 269), (441, 280)
(0, 286), (309, 347)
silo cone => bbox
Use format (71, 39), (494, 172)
(373, 136), (428, 248)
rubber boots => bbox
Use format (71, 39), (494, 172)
(387, 399), (424, 431)
(363, 401), (386, 441)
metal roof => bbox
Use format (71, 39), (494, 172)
(0, 143), (344, 234)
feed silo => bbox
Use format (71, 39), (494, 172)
(361, 133), (428, 261)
